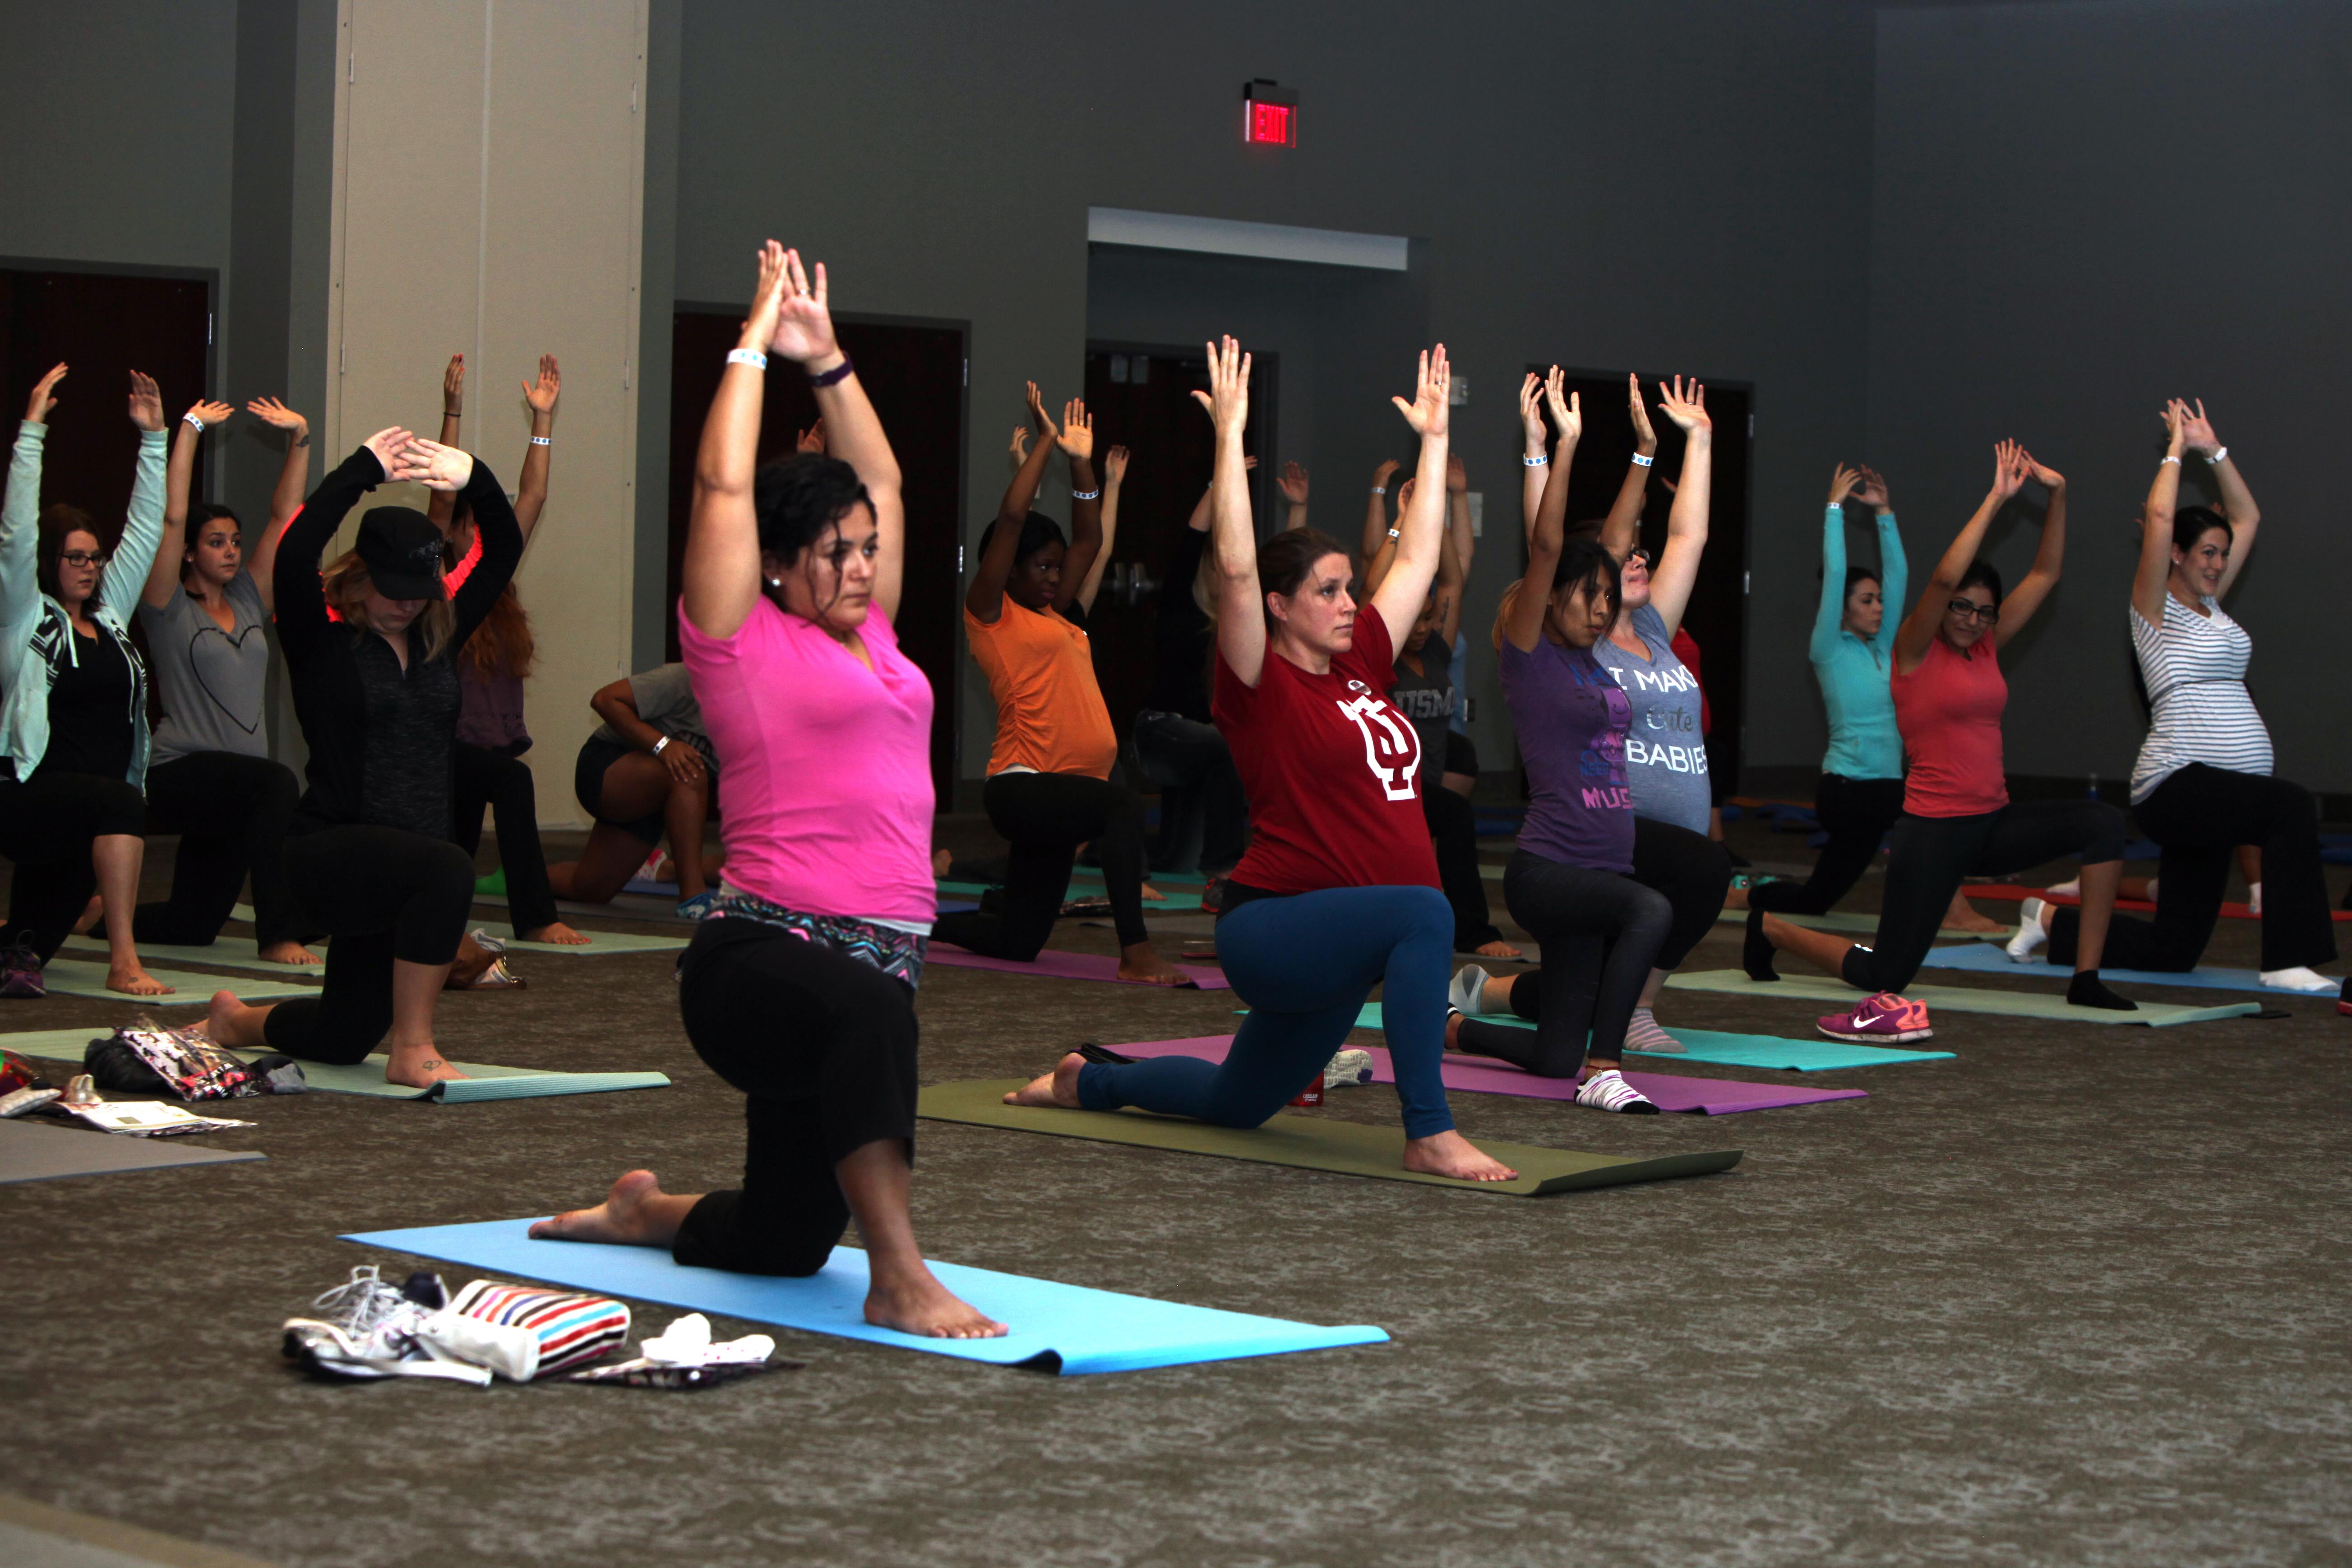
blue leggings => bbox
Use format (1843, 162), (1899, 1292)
(1076, 884), (1456, 1139)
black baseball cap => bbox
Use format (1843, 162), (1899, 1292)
(356, 507), (449, 601)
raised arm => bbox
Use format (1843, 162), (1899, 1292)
(1645, 377), (1711, 637)
(1364, 477), (1413, 596)
(769, 258), (904, 622)
(1993, 448), (2067, 646)
(1075, 443), (1126, 614)
(274, 429), (407, 649)
(681, 245), (789, 639)
(1194, 336), (1267, 686)
(2134, 401), (2188, 626)
(1050, 399), (1102, 614)
(144, 399), (236, 609)
(100, 373), (171, 613)
(1445, 450), (1474, 588)
(1505, 386), (1582, 654)
(1434, 533), (1465, 647)
(966, 382), (1058, 623)
(1862, 466), (1904, 657)
(396, 439), (518, 646)
(1275, 460), (1309, 531)
(1598, 371), (1659, 563)
(1895, 440), (2024, 673)
(2176, 398), (2258, 596)
(1369, 346), (1455, 650)
(1810, 463), (1862, 664)
(4, 365), (66, 640)
(513, 353), (559, 540)
(1517, 373), (1548, 550)
(243, 397), (311, 613)
(426, 354), (463, 534)
(1361, 458), (1401, 561)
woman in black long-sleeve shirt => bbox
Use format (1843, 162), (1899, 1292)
(205, 427), (522, 1087)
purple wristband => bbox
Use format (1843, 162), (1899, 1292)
(807, 356), (855, 388)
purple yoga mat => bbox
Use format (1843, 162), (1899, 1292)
(1111, 1037), (1864, 1116)
(929, 946), (1230, 991)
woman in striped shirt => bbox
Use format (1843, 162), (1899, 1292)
(2009, 400), (2336, 992)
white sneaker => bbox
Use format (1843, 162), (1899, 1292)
(2259, 966), (2339, 994)
(1447, 964), (1493, 1016)
(282, 1266), (487, 1384)
(1323, 1048), (1374, 1088)
(2006, 898), (2051, 962)
(1574, 1068), (1659, 1114)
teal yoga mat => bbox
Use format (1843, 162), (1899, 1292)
(60, 935), (327, 977)
(1914, 938), (2342, 998)
(251, 1054), (670, 1102)
(1342, 1005), (1953, 1071)
(33, 958), (318, 1003)
(1666, 968), (2263, 1027)
(1710, 908), (2017, 940)
(228, 905), (690, 955)
(345, 1218), (1387, 1375)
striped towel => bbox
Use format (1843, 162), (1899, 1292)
(448, 1279), (630, 1376)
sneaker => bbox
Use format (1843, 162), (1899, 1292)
(0, 940), (45, 999)
(1622, 1006), (1685, 1054)
(675, 891), (719, 921)
(1197, 875), (1224, 915)
(446, 930), (526, 990)
(1574, 1068), (1659, 1114)
(1817, 992), (1933, 1043)
(2258, 965), (2340, 994)
(282, 1265), (441, 1380)
(1323, 1048), (1374, 1088)
(1447, 964), (1493, 1016)
(2005, 898), (2051, 962)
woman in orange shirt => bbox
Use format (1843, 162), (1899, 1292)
(938, 383), (1185, 985)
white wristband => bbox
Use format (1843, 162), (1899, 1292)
(1070, 488), (1100, 502)
(1386, 527), (1400, 540)
(183, 413), (206, 431)
(1523, 454), (1548, 466)
(2206, 446), (2228, 464)
(1370, 486), (1386, 495)
(2160, 455), (2182, 466)
(529, 436), (551, 447)
(1632, 453), (1654, 468)
(725, 349), (768, 371)
(652, 735), (671, 756)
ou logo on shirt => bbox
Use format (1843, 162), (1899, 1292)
(1336, 694), (1420, 801)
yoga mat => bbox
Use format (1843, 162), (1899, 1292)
(344, 1218), (1386, 1375)
(1666, 968), (2264, 1027)
(919, 1079), (1741, 1197)
(60, 935), (328, 976)
(929, 945), (1228, 990)
(937, 880), (1206, 913)
(1915, 938), (2343, 998)
(33, 958), (319, 1003)
(1344, 1006), (1952, 1070)
(1959, 883), (2352, 922)
(258, 1055), (670, 1102)
(1111, 1036), (1867, 1115)
(1712, 908), (2015, 940)
(231, 903), (693, 953)
(0, 1119), (264, 1184)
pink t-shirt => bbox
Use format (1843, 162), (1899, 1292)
(678, 595), (936, 926)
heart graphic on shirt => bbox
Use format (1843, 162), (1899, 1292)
(187, 623), (264, 735)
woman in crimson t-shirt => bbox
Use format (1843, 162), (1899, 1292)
(1007, 337), (1518, 1184)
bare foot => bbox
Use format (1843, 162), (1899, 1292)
(73, 895), (105, 936)
(864, 1264), (1008, 1339)
(1140, 882), (1167, 903)
(1003, 1051), (1085, 1107)
(1118, 942), (1194, 987)
(1723, 884), (1750, 911)
(529, 1169), (687, 1245)
(1402, 1129), (1519, 1183)
(107, 963), (173, 997)
(1473, 938), (1524, 960)
(932, 849), (953, 878)
(521, 922), (591, 946)
(257, 941), (322, 966)
(384, 1039), (468, 1088)
(204, 988), (270, 1050)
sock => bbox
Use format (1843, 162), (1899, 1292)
(1622, 1007), (1684, 1053)
(1743, 907), (1779, 981)
(2068, 970), (2138, 1010)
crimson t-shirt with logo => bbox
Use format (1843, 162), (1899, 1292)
(1213, 610), (1440, 895)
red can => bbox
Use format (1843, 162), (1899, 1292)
(1289, 1073), (1324, 1108)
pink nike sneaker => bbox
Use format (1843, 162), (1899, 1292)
(1817, 992), (1932, 1043)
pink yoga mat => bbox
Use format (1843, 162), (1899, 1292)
(1111, 1037), (1864, 1116)
(929, 946), (1229, 990)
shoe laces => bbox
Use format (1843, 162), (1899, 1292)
(2, 939), (38, 971)
(309, 1265), (420, 1340)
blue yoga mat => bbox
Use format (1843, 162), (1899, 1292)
(1914, 938), (2341, 998)
(1341, 1004), (1954, 1071)
(345, 1219), (1387, 1376)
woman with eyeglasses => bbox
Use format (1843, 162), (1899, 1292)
(1745, 441), (2137, 1033)
(0, 365), (176, 996)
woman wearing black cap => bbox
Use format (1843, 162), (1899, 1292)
(203, 425), (521, 1086)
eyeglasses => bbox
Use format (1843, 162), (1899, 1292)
(1627, 547), (1655, 569)
(1946, 598), (1999, 624)
(57, 550), (108, 568)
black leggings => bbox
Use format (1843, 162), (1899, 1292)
(1748, 774), (1905, 917)
(2048, 763), (2335, 974)
(0, 768), (147, 961)
(671, 918), (920, 1276)
(134, 751), (308, 949)
(1132, 711), (1248, 875)
(260, 825), (476, 1064)
(1423, 784), (1503, 951)
(1633, 814), (1733, 970)
(1457, 850), (1672, 1076)
(451, 744), (559, 934)
(933, 771), (1150, 956)
(1845, 800), (2127, 993)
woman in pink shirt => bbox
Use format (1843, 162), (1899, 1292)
(531, 243), (1003, 1341)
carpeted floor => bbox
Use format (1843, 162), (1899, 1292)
(5, 815), (2349, 1567)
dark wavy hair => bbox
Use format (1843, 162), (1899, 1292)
(1256, 526), (1351, 629)
(1550, 535), (1623, 612)
(2173, 504), (2232, 556)
(1955, 559), (2003, 604)
(37, 504), (106, 604)
(182, 503), (241, 573)
(975, 509), (1066, 567)
(753, 453), (874, 566)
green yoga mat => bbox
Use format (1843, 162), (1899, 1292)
(918, 1079), (1741, 1197)
(32, 958), (318, 1003)
(60, 935), (326, 977)
(226, 905), (688, 957)
(1343, 1006), (1953, 1070)
(936, 881), (1206, 913)
(6, 1027), (136, 1063)
(1665, 969), (2263, 1027)
(1711, 908), (2016, 940)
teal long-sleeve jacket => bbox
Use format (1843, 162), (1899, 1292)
(1808, 503), (1906, 780)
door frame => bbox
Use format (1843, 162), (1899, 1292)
(1084, 337), (1280, 532)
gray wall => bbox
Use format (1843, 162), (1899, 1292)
(670, 0), (1881, 784)
(1867, 0), (2352, 791)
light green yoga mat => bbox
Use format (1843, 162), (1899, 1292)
(918, 1079), (1741, 1197)
(1710, 908), (2015, 940)
(61, 935), (326, 977)
(1, 1031), (670, 1102)
(1665, 969), (2263, 1027)
(226, 905), (688, 957)
(33, 958), (319, 1003)
(5, 1028), (125, 1062)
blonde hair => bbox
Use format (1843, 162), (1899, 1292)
(322, 549), (457, 662)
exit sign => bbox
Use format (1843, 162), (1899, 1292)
(1243, 80), (1297, 147)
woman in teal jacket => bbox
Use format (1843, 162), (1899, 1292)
(0, 364), (174, 996)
